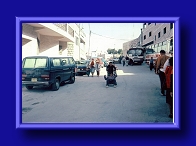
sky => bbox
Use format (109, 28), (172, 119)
(80, 23), (143, 54)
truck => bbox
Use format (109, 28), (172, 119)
(127, 47), (145, 65)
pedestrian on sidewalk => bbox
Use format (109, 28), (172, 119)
(150, 57), (154, 71)
(155, 50), (170, 96)
(95, 59), (101, 77)
(165, 57), (173, 118)
(89, 58), (95, 77)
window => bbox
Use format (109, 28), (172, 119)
(52, 59), (61, 66)
(75, 37), (79, 45)
(69, 58), (75, 64)
(149, 32), (152, 37)
(163, 27), (166, 34)
(155, 23), (156, 25)
(163, 41), (167, 45)
(37, 38), (40, 47)
(62, 58), (69, 66)
(59, 45), (63, 55)
(59, 45), (62, 51)
(170, 39), (173, 46)
(170, 23), (173, 29)
(158, 32), (160, 38)
(23, 58), (47, 68)
(144, 35), (146, 40)
(155, 35), (156, 41)
(143, 23), (146, 28)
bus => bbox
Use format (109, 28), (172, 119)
(127, 47), (145, 65)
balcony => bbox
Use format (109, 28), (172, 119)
(53, 23), (67, 32)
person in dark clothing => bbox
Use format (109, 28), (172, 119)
(150, 57), (154, 71)
(155, 50), (170, 96)
(125, 56), (129, 66)
(104, 73), (117, 88)
(122, 57), (126, 66)
(106, 62), (117, 76)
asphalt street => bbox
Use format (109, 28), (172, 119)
(22, 63), (173, 123)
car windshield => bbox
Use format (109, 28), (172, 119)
(23, 58), (47, 68)
(127, 49), (144, 56)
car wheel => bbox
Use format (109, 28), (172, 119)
(69, 74), (75, 84)
(26, 85), (33, 90)
(51, 79), (60, 91)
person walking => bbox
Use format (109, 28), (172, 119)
(155, 50), (170, 96)
(165, 57), (173, 118)
(122, 57), (126, 67)
(95, 60), (101, 77)
(149, 57), (154, 71)
(125, 55), (129, 66)
(89, 58), (95, 77)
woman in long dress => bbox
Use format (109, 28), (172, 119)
(89, 58), (95, 77)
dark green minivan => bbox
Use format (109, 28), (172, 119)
(22, 56), (76, 91)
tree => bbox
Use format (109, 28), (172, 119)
(107, 48), (115, 54)
(117, 49), (122, 54)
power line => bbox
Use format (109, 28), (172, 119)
(90, 31), (130, 41)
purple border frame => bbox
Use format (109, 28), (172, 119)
(16, 17), (180, 129)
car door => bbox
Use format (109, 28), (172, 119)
(68, 57), (75, 75)
(50, 58), (63, 82)
(61, 57), (71, 81)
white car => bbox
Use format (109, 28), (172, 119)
(113, 58), (119, 62)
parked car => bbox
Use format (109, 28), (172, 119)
(113, 58), (119, 62)
(22, 56), (76, 91)
(75, 60), (91, 76)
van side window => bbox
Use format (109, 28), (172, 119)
(69, 58), (75, 64)
(52, 58), (61, 66)
(61, 58), (69, 66)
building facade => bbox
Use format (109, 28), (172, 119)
(22, 23), (86, 61)
(141, 23), (173, 53)
(123, 23), (173, 56)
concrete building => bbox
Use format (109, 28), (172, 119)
(123, 23), (173, 56)
(141, 23), (173, 53)
(22, 23), (86, 61)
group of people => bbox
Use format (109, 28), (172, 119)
(155, 49), (173, 118)
(89, 58), (101, 77)
(89, 51), (173, 118)
(89, 58), (117, 88)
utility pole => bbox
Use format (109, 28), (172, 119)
(79, 23), (81, 60)
(88, 23), (91, 56)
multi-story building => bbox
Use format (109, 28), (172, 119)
(22, 23), (86, 61)
(141, 23), (173, 53)
(123, 23), (173, 56)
